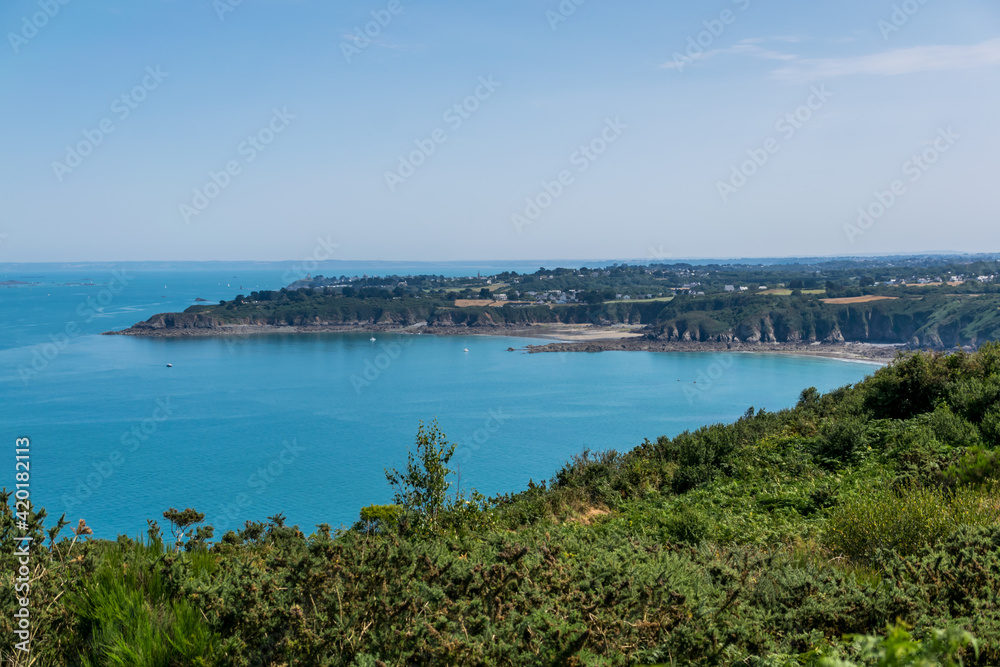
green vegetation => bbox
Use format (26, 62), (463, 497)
(826, 484), (1000, 561)
(819, 622), (978, 667)
(120, 257), (1000, 349)
(6, 344), (1000, 664)
(290, 256), (1000, 304)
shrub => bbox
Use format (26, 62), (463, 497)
(826, 485), (1000, 562)
(927, 404), (982, 450)
(663, 425), (740, 493)
(946, 377), (1000, 425)
(358, 504), (402, 533)
(878, 421), (953, 486)
(864, 353), (952, 420)
(944, 448), (1000, 488)
(662, 505), (711, 545)
(553, 448), (622, 503)
(980, 405), (1000, 447)
(821, 621), (977, 667)
(798, 386), (821, 410)
(815, 417), (868, 466)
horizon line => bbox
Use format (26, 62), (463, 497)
(2, 251), (1000, 268)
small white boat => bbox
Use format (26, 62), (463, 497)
(166, 363), (173, 368)
(370, 336), (376, 342)
(464, 348), (469, 353)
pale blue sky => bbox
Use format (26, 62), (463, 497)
(1, 0), (998, 262)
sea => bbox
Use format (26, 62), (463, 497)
(0, 262), (881, 538)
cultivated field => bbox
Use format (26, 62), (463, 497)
(821, 295), (900, 305)
(453, 299), (504, 307)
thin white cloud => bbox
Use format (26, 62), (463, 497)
(659, 38), (797, 70)
(771, 38), (1000, 82)
(769, 35), (805, 44)
(729, 42), (798, 61)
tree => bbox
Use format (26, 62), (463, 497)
(384, 420), (456, 527)
(479, 288), (492, 299)
(162, 507), (206, 550)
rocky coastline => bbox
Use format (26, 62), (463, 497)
(523, 337), (904, 362)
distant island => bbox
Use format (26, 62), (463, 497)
(106, 257), (1000, 360)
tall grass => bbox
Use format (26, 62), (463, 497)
(70, 539), (221, 667)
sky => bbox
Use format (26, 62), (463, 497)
(1, 0), (998, 263)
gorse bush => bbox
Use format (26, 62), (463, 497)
(661, 504), (712, 545)
(660, 409), (766, 493)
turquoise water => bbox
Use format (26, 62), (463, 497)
(0, 267), (880, 538)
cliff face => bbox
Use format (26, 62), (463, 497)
(109, 294), (1000, 349)
(114, 299), (668, 336)
(117, 309), (428, 333)
(645, 300), (1000, 350)
(126, 312), (225, 332)
(649, 306), (924, 347)
(834, 308), (922, 344)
